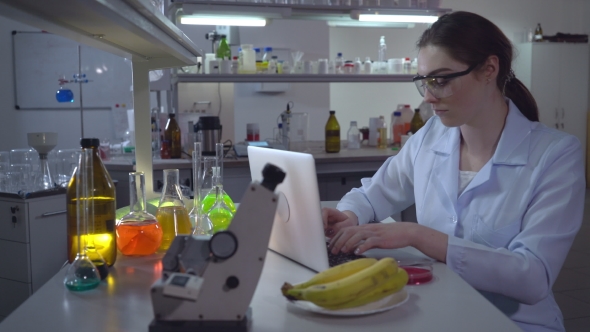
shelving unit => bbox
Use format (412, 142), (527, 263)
(173, 73), (414, 83)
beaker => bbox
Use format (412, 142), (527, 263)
(64, 149), (101, 291)
(116, 172), (163, 256)
(189, 143), (213, 236)
(289, 112), (310, 152)
(156, 169), (192, 251)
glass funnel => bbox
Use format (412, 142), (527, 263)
(189, 143), (213, 236)
(156, 169), (192, 251)
(64, 149), (100, 291)
(201, 143), (236, 214)
(116, 172), (163, 256)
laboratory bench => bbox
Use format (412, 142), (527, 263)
(104, 145), (399, 208)
(0, 242), (521, 332)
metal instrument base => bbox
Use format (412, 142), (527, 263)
(149, 308), (251, 332)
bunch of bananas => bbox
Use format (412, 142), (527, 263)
(281, 257), (408, 310)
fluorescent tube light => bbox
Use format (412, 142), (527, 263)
(180, 16), (267, 27)
(358, 14), (438, 24)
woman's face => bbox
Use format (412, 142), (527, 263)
(416, 45), (487, 128)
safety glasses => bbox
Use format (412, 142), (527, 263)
(412, 63), (477, 99)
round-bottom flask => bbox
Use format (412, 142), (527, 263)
(204, 184), (234, 233)
(156, 169), (192, 251)
(117, 172), (163, 256)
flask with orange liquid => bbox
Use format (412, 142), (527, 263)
(116, 172), (163, 256)
(156, 169), (192, 251)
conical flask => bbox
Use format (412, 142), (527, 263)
(201, 143), (236, 214)
(64, 149), (100, 291)
(82, 148), (109, 280)
(189, 142), (213, 236)
(156, 169), (192, 251)
(116, 172), (163, 256)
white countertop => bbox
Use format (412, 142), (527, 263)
(0, 248), (520, 332)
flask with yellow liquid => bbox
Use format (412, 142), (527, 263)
(67, 138), (117, 267)
(156, 169), (192, 251)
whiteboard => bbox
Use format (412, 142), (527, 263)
(12, 31), (133, 110)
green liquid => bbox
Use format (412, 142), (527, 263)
(65, 279), (100, 291)
(201, 193), (236, 214)
(208, 207), (234, 233)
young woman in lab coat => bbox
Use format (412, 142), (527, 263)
(323, 11), (584, 332)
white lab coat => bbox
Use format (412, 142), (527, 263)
(337, 99), (585, 332)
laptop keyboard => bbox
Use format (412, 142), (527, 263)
(326, 242), (366, 267)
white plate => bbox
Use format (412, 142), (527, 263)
(290, 289), (409, 316)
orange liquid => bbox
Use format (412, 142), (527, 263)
(156, 206), (192, 251)
(116, 220), (163, 256)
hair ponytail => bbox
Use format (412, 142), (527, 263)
(417, 11), (539, 122)
(504, 78), (539, 122)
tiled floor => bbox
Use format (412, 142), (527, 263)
(553, 189), (590, 331)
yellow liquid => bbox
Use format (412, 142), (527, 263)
(377, 127), (388, 149)
(156, 206), (192, 251)
(67, 197), (117, 266)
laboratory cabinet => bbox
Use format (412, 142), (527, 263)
(0, 192), (67, 321)
(514, 43), (589, 161)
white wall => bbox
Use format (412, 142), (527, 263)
(0, 17), (124, 152)
(1, 0), (589, 151)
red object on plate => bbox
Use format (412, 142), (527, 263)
(401, 266), (433, 285)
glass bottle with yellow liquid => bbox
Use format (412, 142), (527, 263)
(67, 138), (117, 267)
(325, 110), (341, 153)
(156, 169), (192, 251)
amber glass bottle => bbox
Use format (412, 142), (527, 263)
(165, 113), (181, 159)
(410, 108), (425, 134)
(325, 110), (341, 153)
(67, 138), (117, 266)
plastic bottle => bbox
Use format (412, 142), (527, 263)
(268, 55), (278, 74)
(325, 110), (341, 153)
(254, 47), (262, 61)
(164, 113), (181, 159)
(262, 47), (273, 62)
(410, 108), (425, 134)
(347, 121), (361, 150)
(364, 57), (372, 74)
(335, 52), (344, 74)
(378, 115), (388, 149)
(378, 36), (387, 62)
(216, 35), (231, 60)
(353, 57), (362, 74)
(411, 58), (418, 74)
(67, 138), (117, 267)
(391, 111), (404, 146)
(403, 57), (412, 74)
(398, 104), (414, 135)
(239, 44), (256, 74)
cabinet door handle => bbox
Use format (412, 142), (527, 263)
(41, 210), (67, 218)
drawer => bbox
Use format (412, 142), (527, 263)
(0, 240), (31, 282)
(0, 201), (28, 243)
(0, 278), (31, 317)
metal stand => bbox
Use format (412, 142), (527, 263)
(149, 308), (251, 332)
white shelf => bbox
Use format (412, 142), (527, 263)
(0, 0), (202, 68)
(174, 73), (415, 83)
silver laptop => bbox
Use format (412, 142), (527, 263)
(247, 146), (434, 272)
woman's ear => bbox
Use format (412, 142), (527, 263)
(483, 55), (500, 82)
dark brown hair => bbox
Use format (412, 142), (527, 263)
(417, 11), (539, 122)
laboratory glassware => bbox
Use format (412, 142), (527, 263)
(204, 182), (234, 233)
(27, 132), (58, 191)
(67, 139), (117, 267)
(189, 143), (213, 236)
(410, 108), (425, 134)
(64, 149), (101, 291)
(201, 144), (236, 215)
(156, 169), (192, 251)
(116, 172), (163, 256)
(325, 110), (341, 153)
(378, 115), (388, 149)
(164, 113), (181, 159)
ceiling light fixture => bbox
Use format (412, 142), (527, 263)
(358, 14), (438, 24)
(180, 16), (268, 27)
